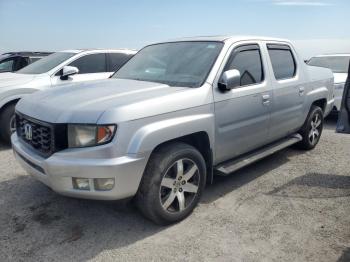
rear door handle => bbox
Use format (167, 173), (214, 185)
(299, 87), (305, 96)
(262, 94), (270, 106)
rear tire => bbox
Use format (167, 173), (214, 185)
(297, 105), (324, 150)
(136, 142), (206, 225)
(0, 103), (16, 145)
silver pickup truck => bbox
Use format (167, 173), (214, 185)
(12, 36), (334, 224)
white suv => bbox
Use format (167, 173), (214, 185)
(308, 54), (350, 112)
(0, 49), (137, 143)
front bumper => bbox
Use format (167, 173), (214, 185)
(11, 134), (148, 200)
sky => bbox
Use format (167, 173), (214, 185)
(0, 0), (349, 59)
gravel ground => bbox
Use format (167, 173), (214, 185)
(0, 116), (349, 262)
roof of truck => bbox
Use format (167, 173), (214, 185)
(162, 35), (290, 44)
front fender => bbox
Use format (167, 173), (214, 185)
(127, 113), (215, 155)
(0, 95), (23, 109)
(0, 89), (38, 109)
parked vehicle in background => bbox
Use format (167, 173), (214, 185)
(12, 36), (334, 224)
(308, 54), (350, 112)
(0, 49), (136, 144)
(0, 52), (52, 73)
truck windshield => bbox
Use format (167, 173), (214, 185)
(17, 52), (75, 74)
(112, 41), (224, 87)
(308, 56), (350, 73)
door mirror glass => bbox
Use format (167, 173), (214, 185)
(218, 69), (241, 90)
(61, 65), (79, 79)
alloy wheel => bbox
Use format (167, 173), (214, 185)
(308, 113), (322, 145)
(159, 158), (200, 213)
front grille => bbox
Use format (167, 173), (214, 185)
(16, 113), (67, 158)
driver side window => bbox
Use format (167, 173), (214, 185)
(225, 45), (264, 87)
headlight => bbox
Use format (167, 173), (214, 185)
(68, 124), (116, 148)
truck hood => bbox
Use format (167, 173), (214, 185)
(333, 73), (347, 84)
(16, 79), (196, 123)
(0, 72), (36, 88)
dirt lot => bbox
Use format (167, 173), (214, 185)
(0, 116), (349, 262)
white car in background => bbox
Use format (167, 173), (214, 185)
(308, 54), (350, 113)
(0, 49), (136, 143)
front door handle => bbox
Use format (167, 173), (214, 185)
(299, 87), (305, 96)
(262, 94), (270, 106)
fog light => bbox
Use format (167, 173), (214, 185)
(72, 178), (90, 190)
(94, 178), (115, 191)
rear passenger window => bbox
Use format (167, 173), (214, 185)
(69, 53), (106, 74)
(109, 53), (133, 72)
(267, 44), (296, 80)
(225, 45), (264, 86)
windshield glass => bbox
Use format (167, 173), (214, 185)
(308, 56), (350, 73)
(112, 41), (224, 87)
(17, 52), (75, 74)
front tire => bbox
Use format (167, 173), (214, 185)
(0, 103), (16, 145)
(136, 142), (206, 225)
(297, 105), (324, 150)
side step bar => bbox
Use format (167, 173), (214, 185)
(215, 134), (302, 176)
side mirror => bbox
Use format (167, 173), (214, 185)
(218, 69), (241, 91)
(60, 66), (79, 80)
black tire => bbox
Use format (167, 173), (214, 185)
(296, 105), (324, 150)
(135, 142), (206, 225)
(0, 103), (16, 145)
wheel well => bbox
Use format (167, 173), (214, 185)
(152, 132), (214, 184)
(312, 99), (327, 112)
(0, 99), (19, 116)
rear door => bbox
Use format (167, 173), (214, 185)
(266, 43), (306, 141)
(213, 42), (272, 163)
(51, 53), (110, 85)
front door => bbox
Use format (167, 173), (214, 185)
(214, 43), (272, 164)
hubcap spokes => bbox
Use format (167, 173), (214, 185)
(160, 159), (200, 213)
(309, 113), (322, 145)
